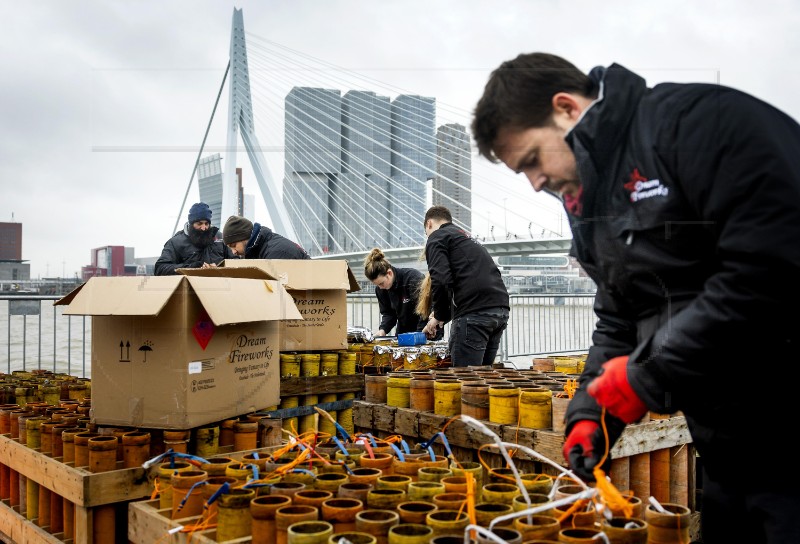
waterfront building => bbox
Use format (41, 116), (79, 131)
(81, 245), (137, 280)
(390, 95), (436, 247)
(340, 90), (392, 251)
(0, 221), (29, 283)
(283, 87), (436, 254)
(434, 123), (472, 232)
(283, 87), (343, 254)
(198, 153), (224, 228)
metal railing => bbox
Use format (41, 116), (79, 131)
(0, 292), (596, 378)
(347, 293), (595, 358)
(1, 295), (91, 378)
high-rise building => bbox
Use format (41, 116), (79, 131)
(0, 221), (29, 282)
(198, 154), (224, 229)
(390, 95), (436, 247)
(0, 222), (22, 260)
(283, 87), (343, 254)
(339, 91), (392, 251)
(282, 88), (436, 254)
(434, 123), (472, 233)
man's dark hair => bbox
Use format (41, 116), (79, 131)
(472, 53), (596, 162)
(424, 206), (452, 224)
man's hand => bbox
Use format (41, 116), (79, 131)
(563, 420), (608, 482)
(587, 356), (648, 424)
(423, 316), (442, 338)
(376, 329), (386, 337)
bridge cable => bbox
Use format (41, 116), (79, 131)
(172, 61), (231, 238)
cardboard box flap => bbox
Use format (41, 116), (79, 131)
(177, 266), (275, 280)
(184, 276), (302, 326)
(345, 265), (360, 292)
(53, 276), (183, 316)
(222, 259), (361, 292)
(52, 281), (87, 307)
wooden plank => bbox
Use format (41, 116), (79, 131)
(280, 375), (364, 396)
(127, 499), (175, 544)
(127, 499), (216, 543)
(394, 408), (419, 439)
(612, 417), (692, 458)
(476, 415), (691, 466)
(0, 500), (63, 544)
(371, 404), (397, 435)
(0, 434), (152, 507)
(439, 418), (491, 451)
(416, 412), (444, 446)
(74, 504), (91, 544)
(128, 499), (251, 544)
(352, 400), (373, 430)
(367, 408), (691, 460)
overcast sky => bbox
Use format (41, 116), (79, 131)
(2, 0), (798, 279)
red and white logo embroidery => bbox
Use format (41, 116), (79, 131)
(624, 168), (669, 202)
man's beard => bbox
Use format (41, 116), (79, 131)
(188, 228), (215, 248)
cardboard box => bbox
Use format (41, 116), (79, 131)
(55, 275), (301, 429)
(181, 259), (360, 352)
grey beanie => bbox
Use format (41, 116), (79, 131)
(223, 215), (254, 244)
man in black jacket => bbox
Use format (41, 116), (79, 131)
(154, 202), (230, 275)
(222, 215), (310, 260)
(472, 52), (800, 543)
(422, 206), (509, 366)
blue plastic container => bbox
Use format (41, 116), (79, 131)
(398, 332), (427, 346)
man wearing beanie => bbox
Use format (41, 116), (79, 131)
(223, 215), (310, 260)
(154, 202), (232, 275)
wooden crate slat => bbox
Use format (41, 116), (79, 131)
(0, 434), (152, 507)
(0, 500), (63, 544)
(128, 499), (251, 544)
(416, 412), (443, 445)
(371, 404), (397, 434)
(352, 400), (373, 430)
(280, 375), (364, 396)
(394, 408), (419, 438)
(612, 417), (691, 458)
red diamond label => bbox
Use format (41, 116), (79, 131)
(192, 310), (215, 350)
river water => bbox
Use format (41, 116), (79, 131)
(0, 299), (92, 378)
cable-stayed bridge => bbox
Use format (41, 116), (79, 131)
(182, 8), (573, 272)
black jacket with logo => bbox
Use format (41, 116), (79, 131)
(154, 223), (230, 275)
(563, 64), (800, 479)
(375, 266), (427, 335)
(425, 222), (509, 324)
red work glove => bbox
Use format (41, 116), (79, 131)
(587, 356), (648, 424)
(563, 420), (607, 482)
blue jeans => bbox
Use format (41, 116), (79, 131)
(448, 307), (509, 367)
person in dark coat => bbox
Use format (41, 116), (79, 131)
(472, 52), (800, 543)
(363, 247), (441, 339)
(422, 206), (509, 366)
(222, 215), (310, 260)
(154, 202), (231, 275)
